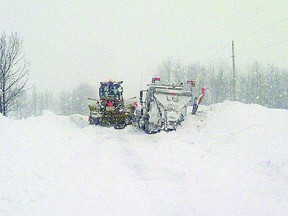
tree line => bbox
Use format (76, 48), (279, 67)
(0, 32), (96, 119)
(13, 83), (96, 119)
(1, 32), (287, 119)
(155, 58), (288, 109)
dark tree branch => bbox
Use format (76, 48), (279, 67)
(0, 32), (29, 116)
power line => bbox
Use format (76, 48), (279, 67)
(197, 3), (288, 63)
(205, 18), (287, 59)
(236, 17), (288, 42)
(243, 39), (288, 55)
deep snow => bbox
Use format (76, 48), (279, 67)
(0, 101), (288, 216)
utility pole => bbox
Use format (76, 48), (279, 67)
(232, 41), (236, 101)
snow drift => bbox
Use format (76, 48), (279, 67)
(0, 101), (288, 216)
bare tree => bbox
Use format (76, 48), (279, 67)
(155, 58), (185, 85)
(0, 32), (29, 116)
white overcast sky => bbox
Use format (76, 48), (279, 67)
(1, 0), (287, 97)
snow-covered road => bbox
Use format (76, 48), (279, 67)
(1, 101), (288, 215)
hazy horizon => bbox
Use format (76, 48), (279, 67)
(1, 0), (287, 98)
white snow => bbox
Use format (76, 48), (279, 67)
(0, 101), (288, 216)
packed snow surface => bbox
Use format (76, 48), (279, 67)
(1, 101), (288, 216)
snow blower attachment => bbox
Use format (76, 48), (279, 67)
(88, 81), (136, 129)
(133, 78), (205, 134)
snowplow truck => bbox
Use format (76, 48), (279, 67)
(133, 78), (205, 134)
(88, 81), (136, 129)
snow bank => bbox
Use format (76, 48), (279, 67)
(0, 102), (287, 216)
